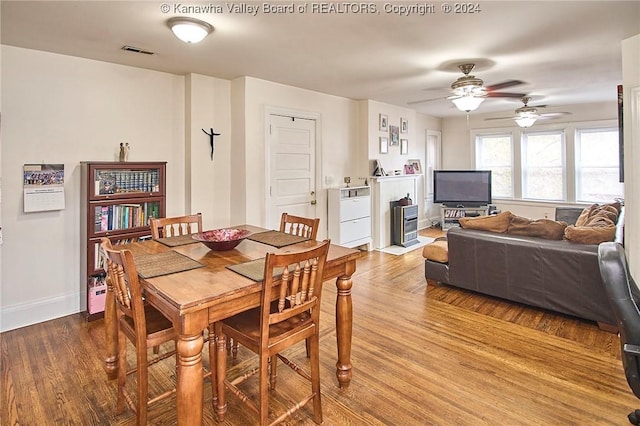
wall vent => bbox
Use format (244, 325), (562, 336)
(121, 45), (155, 55)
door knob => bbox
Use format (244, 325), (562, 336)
(310, 200), (317, 205)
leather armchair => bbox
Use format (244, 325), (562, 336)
(598, 242), (640, 425)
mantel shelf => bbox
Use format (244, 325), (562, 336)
(370, 175), (419, 182)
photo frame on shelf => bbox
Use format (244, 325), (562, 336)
(379, 136), (389, 154)
(379, 114), (388, 131)
(408, 159), (422, 174)
(389, 125), (399, 145)
(404, 164), (414, 174)
(400, 138), (408, 155)
(401, 117), (408, 134)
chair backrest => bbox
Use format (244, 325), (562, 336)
(259, 240), (330, 343)
(279, 213), (320, 240)
(598, 241), (640, 397)
(100, 237), (148, 344)
(149, 213), (203, 239)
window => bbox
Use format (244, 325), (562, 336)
(576, 128), (623, 203)
(474, 122), (622, 204)
(522, 131), (565, 201)
(475, 133), (513, 198)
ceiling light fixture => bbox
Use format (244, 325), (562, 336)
(449, 63), (487, 112)
(514, 97), (539, 128)
(451, 94), (485, 112)
(167, 17), (213, 43)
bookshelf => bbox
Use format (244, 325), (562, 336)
(80, 161), (166, 321)
(440, 205), (488, 231)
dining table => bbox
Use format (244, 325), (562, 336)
(102, 224), (360, 425)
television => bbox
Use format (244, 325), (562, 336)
(433, 170), (492, 207)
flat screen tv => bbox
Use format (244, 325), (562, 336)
(433, 170), (492, 207)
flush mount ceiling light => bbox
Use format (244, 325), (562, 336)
(167, 17), (213, 43)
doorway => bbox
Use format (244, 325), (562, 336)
(266, 113), (318, 230)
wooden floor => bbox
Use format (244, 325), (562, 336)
(1, 228), (635, 425)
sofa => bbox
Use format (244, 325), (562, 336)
(424, 205), (624, 328)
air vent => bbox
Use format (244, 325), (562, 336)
(121, 45), (155, 55)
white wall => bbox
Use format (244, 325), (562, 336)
(364, 100), (441, 228)
(185, 74), (232, 230)
(0, 46), (186, 331)
(236, 77), (361, 238)
(622, 34), (640, 275)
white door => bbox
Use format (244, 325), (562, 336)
(267, 114), (317, 230)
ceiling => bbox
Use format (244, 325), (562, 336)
(2, 1), (639, 118)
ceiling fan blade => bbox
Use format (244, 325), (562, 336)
(538, 112), (571, 119)
(485, 80), (525, 91)
(407, 96), (447, 105)
(484, 116), (515, 121)
(486, 92), (528, 98)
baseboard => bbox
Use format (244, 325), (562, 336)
(1, 291), (83, 333)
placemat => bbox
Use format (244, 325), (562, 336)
(135, 250), (204, 279)
(156, 234), (199, 247)
(226, 258), (288, 282)
(246, 230), (309, 248)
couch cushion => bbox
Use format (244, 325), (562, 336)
(564, 225), (616, 244)
(422, 240), (449, 263)
(507, 216), (567, 240)
(459, 211), (512, 233)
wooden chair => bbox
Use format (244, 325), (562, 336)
(100, 238), (215, 424)
(214, 240), (330, 426)
(279, 213), (319, 240)
(149, 213), (202, 239)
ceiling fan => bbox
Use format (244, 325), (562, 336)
(409, 63), (527, 112)
(485, 97), (571, 127)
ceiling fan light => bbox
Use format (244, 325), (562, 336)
(452, 95), (484, 112)
(515, 116), (537, 128)
(168, 17), (213, 43)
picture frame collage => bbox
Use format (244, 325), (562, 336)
(378, 114), (409, 155)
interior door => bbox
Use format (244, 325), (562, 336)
(268, 114), (316, 230)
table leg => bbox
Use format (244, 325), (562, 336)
(103, 277), (118, 380)
(176, 333), (204, 425)
(335, 260), (355, 389)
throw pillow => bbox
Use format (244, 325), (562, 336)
(459, 211), (513, 233)
(422, 240), (449, 263)
(507, 216), (568, 240)
(564, 225), (616, 244)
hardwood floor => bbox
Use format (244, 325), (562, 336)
(1, 228), (634, 425)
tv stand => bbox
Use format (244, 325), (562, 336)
(440, 204), (488, 231)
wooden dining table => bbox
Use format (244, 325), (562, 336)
(102, 225), (360, 425)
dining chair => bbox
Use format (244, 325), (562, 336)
(100, 237), (215, 424)
(149, 213), (202, 239)
(214, 240), (330, 425)
(279, 212), (320, 240)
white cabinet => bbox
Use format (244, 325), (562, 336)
(440, 205), (489, 231)
(328, 186), (372, 249)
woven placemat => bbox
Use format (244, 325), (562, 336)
(246, 230), (308, 248)
(226, 258), (287, 282)
(156, 234), (199, 247)
(135, 250), (204, 279)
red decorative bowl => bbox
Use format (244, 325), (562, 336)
(192, 228), (252, 251)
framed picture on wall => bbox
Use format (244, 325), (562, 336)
(408, 159), (422, 174)
(389, 125), (399, 145)
(400, 138), (408, 155)
(400, 117), (408, 133)
(379, 137), (389, 154)
(379, 114), (388, 131)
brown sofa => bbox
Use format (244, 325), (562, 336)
(424, 207), (624, 328)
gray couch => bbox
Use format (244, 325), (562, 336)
(425, 207), (623, 328)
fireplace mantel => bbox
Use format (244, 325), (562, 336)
(370, 175), (418, 249)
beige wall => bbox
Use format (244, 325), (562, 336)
(0, 46), (185, 330)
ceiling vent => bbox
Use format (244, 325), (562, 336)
(121, 45), (155, 55)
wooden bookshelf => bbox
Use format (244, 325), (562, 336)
(80, 161), (166, 321)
